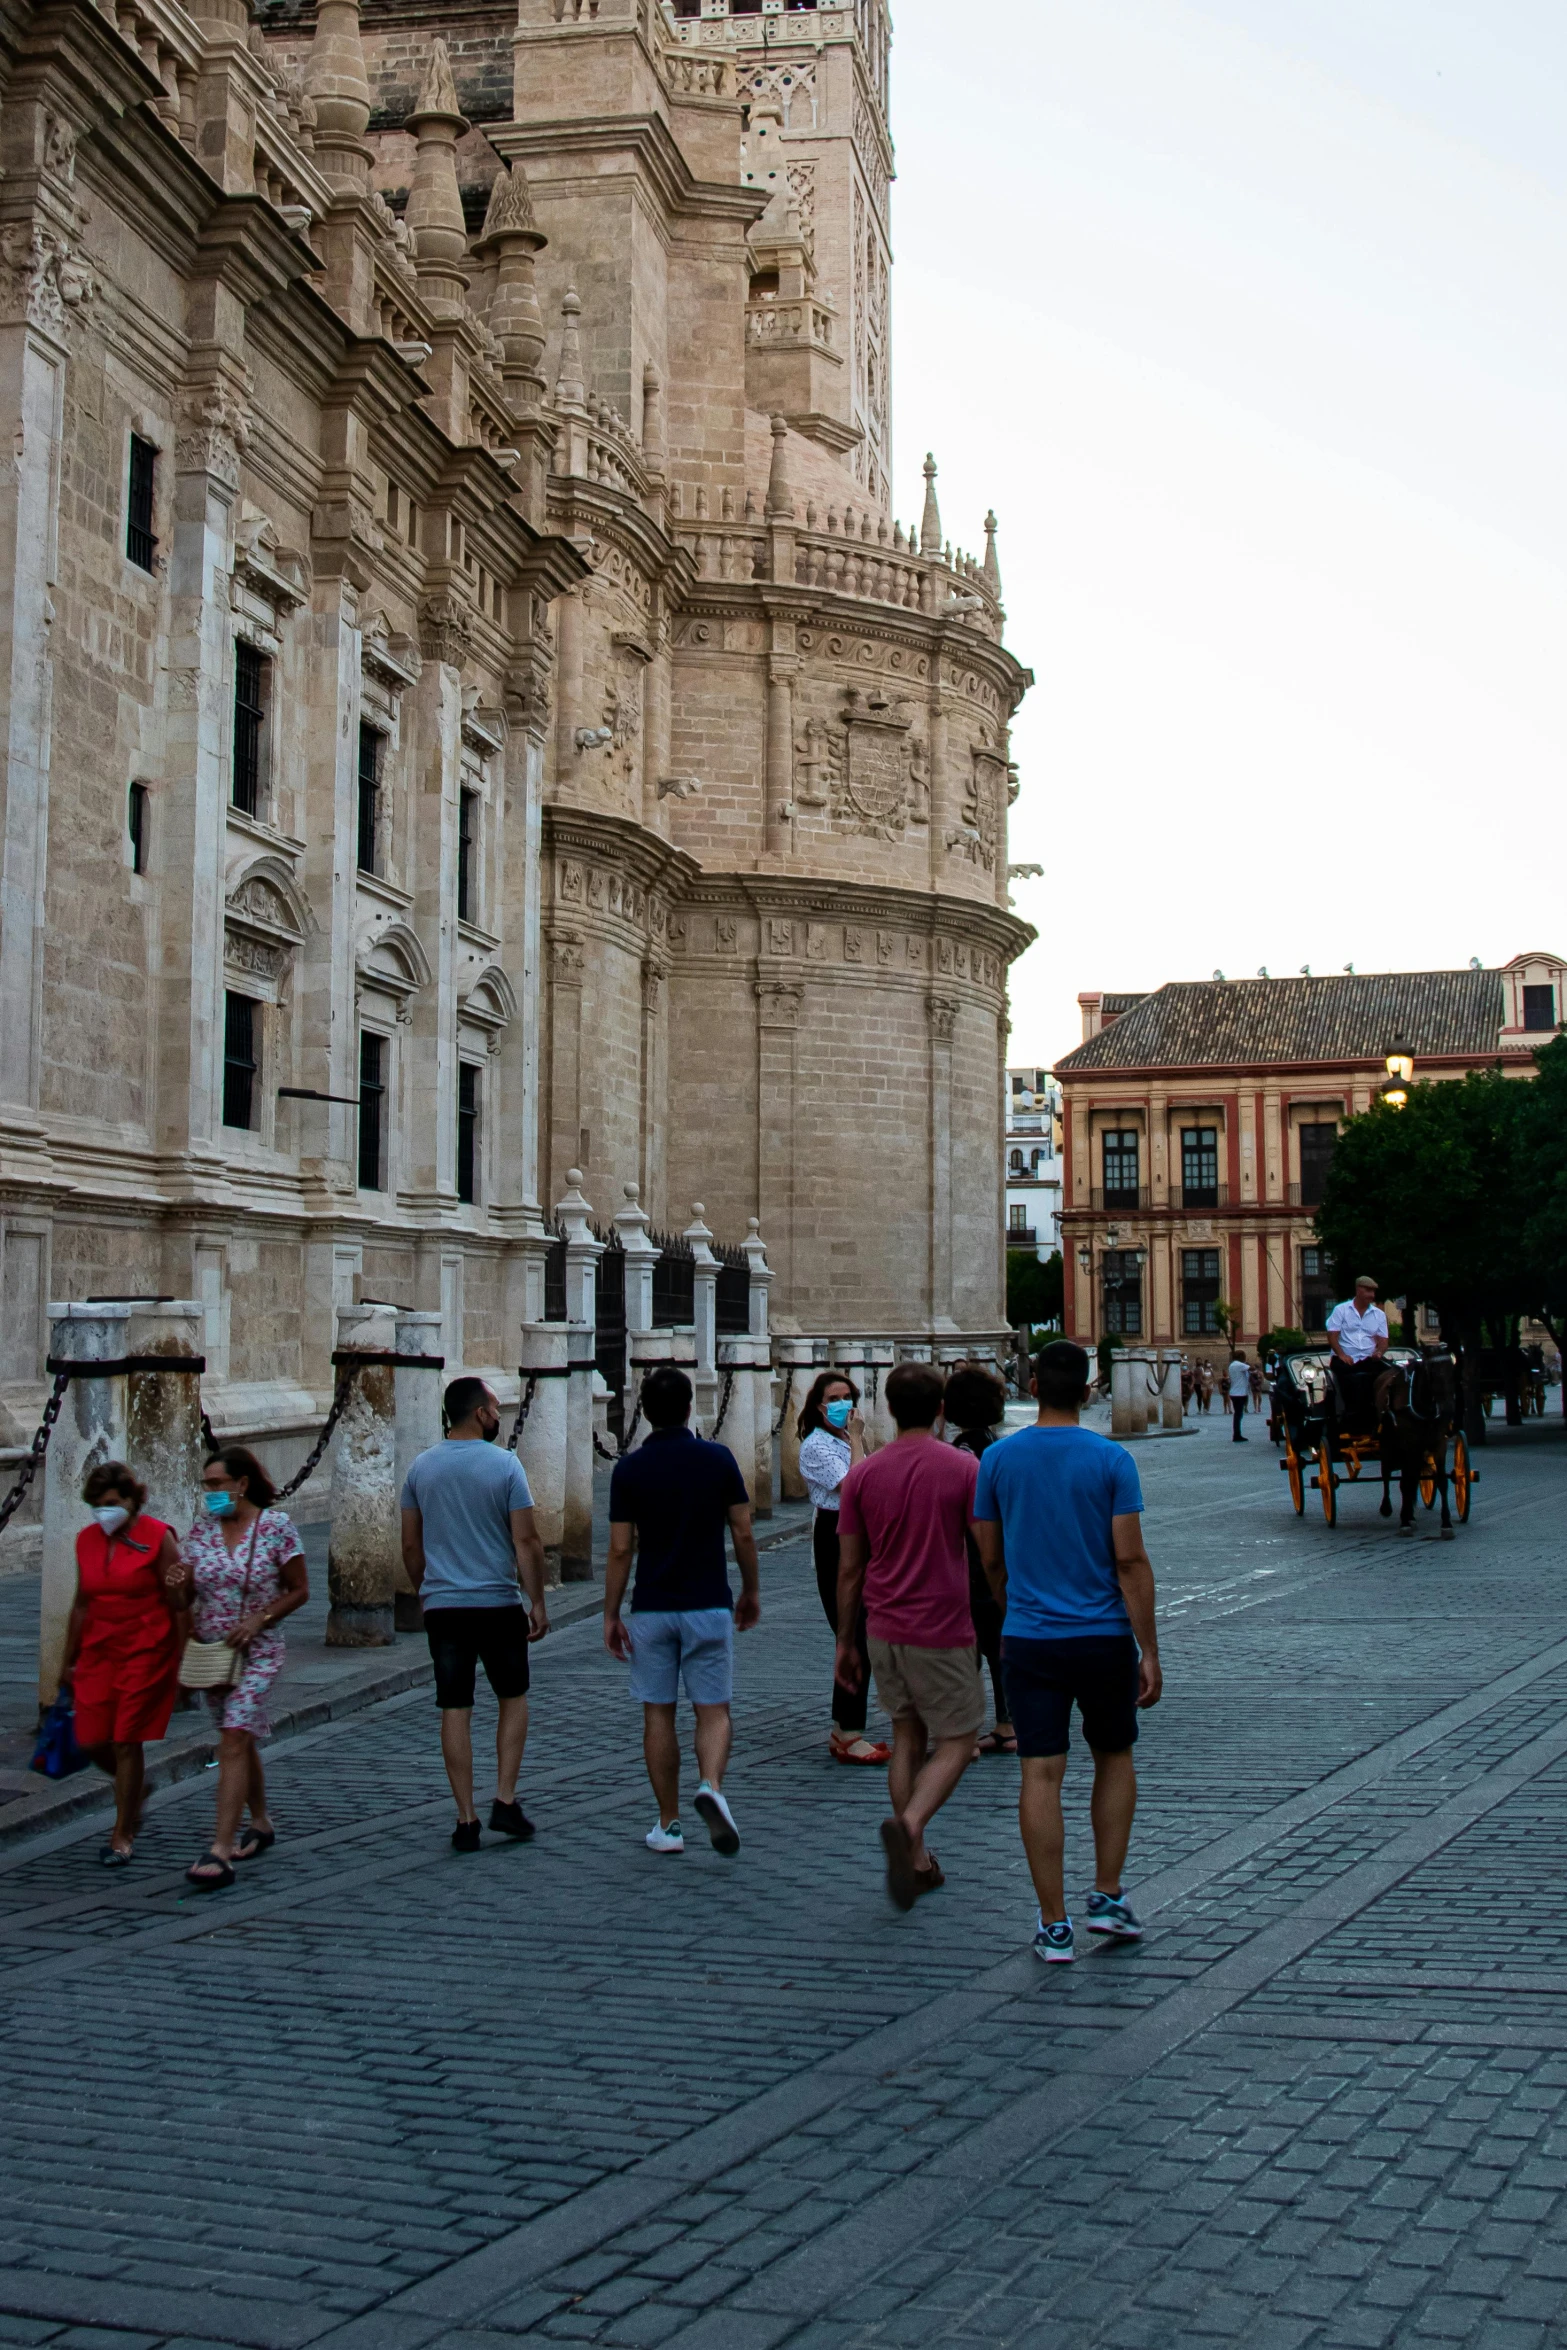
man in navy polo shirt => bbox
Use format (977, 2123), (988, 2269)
(604, 1366), (761, 1857)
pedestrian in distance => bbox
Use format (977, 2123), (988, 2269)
(60, 1461), (185, 1867)
(1248, 1360), (1264, 1414)
(1181, 1361), (1195, 1416)
(1196, 1361), (1214, 1414)
(1227, 1350), (1251, 1440)
(834, 1360), (984, 1909)
(972, 1340), (1162, 1963)
(400, 1377), (550, 1853)
(604, 1366), (760, 1857)
(796, 1368), (890, 1766)
(183, 1447), (309, 1890)
(943, 1361), (1016, 1756)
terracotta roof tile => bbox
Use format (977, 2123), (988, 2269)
(1056, 970), (1504, 1073)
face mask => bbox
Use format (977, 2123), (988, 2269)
(824, 1399), (853, 1431)
(92, 1504), (129, 1535)
(202, 1491), (235, 1517)
(480, 1413), (500, 1444)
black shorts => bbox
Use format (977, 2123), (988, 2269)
(1001, 1634), (1140, 1757)
(424, 1607), (531, 1710)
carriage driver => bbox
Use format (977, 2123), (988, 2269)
(1327, 1275), (1391, 1422)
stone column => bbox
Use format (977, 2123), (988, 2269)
(40, 1305), (131, 1709)
(1158, 1348), (1185, 1430)
(686, 1205), (719, 1431)
(628, 1328), (696, 1455)
(517, 1322), (570, 1580)
(715, 1335), (765, 1506)
(614, 1183), (661, 1436)
(327, 1302), (398, 1645)
(743, 1219), (775, 1515)
(764, 657), (796, 856)
(755, 978), (802, 1305)
(775, 1334), (821, 1500)
(393, 1308), (444, 1630)
(124, 1301), (205, 1538)
(928, 997), (957, 1324)
(563, 1321), (597, 1580)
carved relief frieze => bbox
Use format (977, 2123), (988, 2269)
(418, 590), (473, 667)
(176, 374), (251, 490)
(755, 980), (804, 1028)
(796, 687), (929, 842)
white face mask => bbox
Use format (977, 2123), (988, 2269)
(92, 1504), (129, 1535)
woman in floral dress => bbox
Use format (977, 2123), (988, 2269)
(181, 1445), (308, 1891)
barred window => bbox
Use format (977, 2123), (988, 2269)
(358, 1031), (386, 1192)
(233, 644), (267, 817)
(1182, 1247), (1221, 1336)
(457, 1063), (480, 1204)
(458, 788), (477, 922)
(223, 992), (258, 1131)
(357, 724), (383, 876)
(127, 436), (157, 571)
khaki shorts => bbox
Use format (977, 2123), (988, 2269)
(868, 1638), (987, 1743)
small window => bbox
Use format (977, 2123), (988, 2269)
(457, 1063), (480, 1204)
(457, 789), (477, 923)
(233, 643), (268, 817)
(1008, 1203), (1027, 1232)
(1181, 1248), (1221, 1336)
(1102, 1129), (1140, 1207)
(357, 724), (383, 876)
(1102, 1247), (1142, 1336)
(128, 782), (149, 875)
(1180, 1126), (1219, 1207)
(127, 435), (157, 571)
(223, 992), (258, 1130)
(1299, 1123), (1337, 1207)
(358, 1031), (386, 1192)
(1301, 1246), (1335, 1332)
(1008, 1149), (1024, 1174)
(1523, 983), (1556, 1032)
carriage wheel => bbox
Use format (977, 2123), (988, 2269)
(1419, 1457), (1436, 1509)
(1453, 1432), (1472, 1523)
(1286, 1439), (1304, 1515)
(1318, 1443), (1336, 1525)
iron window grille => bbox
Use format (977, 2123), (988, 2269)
(222, 992), (258, 1131)
(457, 789), (477, 923)
(1181, 1247), (1221, 1336)
(357, 724), (383, 876)
(1102, 1130), (1141, 1210)
(1180, 1126), (1219, 1209)
(128, 782), (149, 875)
(358, 1031), (385, 1191)
(232, 643), (267, 817)
(127, 435), (157, 571)
(457, 1062), (479, 1203)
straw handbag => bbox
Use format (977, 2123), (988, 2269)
(178, 1515), (261, 1691)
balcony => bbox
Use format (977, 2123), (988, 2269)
(1091, 1187), (1149, 1212)
(1005, 1226), (1039, 1249)
(1169, 1183), (1229, 1211)
(1287, 1183), (1329, 1207)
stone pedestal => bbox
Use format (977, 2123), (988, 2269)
(716, 1334), (769, 1508)
(393, 1308), (444, 1630)
(1158, 1349), (1185, 1430)
(327, 1303), (398, 1646)
(1111, 1347), (1159, 1437)
(775, 1335), (821, 1501)
(124, 1300), (205, 1540)
(518, 1322), (570, 1581)
(563, 1322), (597, 1579)
(627, 1329), (697, 1453)
(39, 1305), (131, 1709)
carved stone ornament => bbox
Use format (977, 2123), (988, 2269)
(225, 866), (308, 990)
(551, 930), (586, 979)
(947, 745), (1006, 873)
(0, 219), (99, 335)
(798, 689), (927, 843)
(755, 980), (804, 1028)
(640, 958), (666, 1015)
(176, 376), (252, 490)
(418, 590), (474, 667)
(927, 995), (959, 1042)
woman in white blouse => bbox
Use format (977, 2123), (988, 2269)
(797, 1369), (890, 1764)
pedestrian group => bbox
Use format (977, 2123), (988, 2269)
(60, 1339), (1164, 1961)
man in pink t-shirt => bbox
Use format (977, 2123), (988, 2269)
(835, 1361), (982, 1908)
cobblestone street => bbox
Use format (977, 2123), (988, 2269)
(0, 1412), (1563, 2350)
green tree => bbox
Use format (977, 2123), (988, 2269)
(1006, 1248), (1063, 1332)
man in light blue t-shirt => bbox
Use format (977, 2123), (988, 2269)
(401, 1376), (549, 1853)
(973, 1341), (1162, 1965)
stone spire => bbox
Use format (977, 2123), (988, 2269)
(303, 0), (371, 191)
(919, 453), (942, 557)
(764, 413), (795, 520)
(404, 39), (470, 316)
(475, 163), (548, 405)
(554, 285), (586, 412)
(982, 509), (1002, 597)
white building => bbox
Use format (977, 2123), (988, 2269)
(1005, 1066), (1063, 1261)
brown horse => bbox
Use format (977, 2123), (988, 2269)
(1376, 1348), (1459, 1536)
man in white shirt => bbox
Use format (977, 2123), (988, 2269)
(1327, 1277), (1389, 1366)
(1225, 1353), (1253, 1442)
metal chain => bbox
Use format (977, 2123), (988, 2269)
(505, 1374), (539, 1453)
(273, 1364), (358, 1503)
(773, 1372), (792, 1436)
(0, 1371), (69, 1535)
(592, 1429), (619, 1462)
(200, 1409), (217, 1454)
(710, 1365), (738, 1440)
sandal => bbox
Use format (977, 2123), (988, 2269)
(99, 1843), (132, 1868)
(913, 1851), (945, 1895)
(185, 1850), (235, 1891)
(831, 1735), (891, 1765)
(233, 1825), (276, 1862)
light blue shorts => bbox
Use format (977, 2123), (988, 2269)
(626, 1608), (734, 1707)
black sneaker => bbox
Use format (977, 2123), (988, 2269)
(489, 1799), (535, 1841)
(452, 1818), (482, 1852)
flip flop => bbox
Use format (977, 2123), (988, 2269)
(974, 1730), (1017, 1756)
(233, 1826), (276, 1862)
(831, 1736), (891, 1765)
(99, 1844), (132, 1868)
(185, 1850), (235, 1891)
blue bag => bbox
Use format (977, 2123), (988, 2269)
(30, 1693), (90, 1779)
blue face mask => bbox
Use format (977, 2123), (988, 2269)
(202, 1491), (235, 1517)
(824, 1398), (854, 1431)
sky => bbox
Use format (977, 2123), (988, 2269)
(888, 0), (1567, 1067)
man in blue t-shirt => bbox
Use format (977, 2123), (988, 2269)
(605, 1366), (760, 1859)
(973, 1340), (1163, 1964)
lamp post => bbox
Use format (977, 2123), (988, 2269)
(1381, 1044), (1414, 1110)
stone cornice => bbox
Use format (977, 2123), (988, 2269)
(490, 116), (767, 233)
(720, 872), (1035, 967)
(542, 805), (702, 902)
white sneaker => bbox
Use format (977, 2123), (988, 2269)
(693, 1781), (740, 1856)
(646, 1820), (684, 1853)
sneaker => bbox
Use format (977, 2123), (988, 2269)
(693, 1781), (740, 1856)
(1032, 1917), (1075, 1963)
(1086, 1889), (1143, 1940)
(489, 1799), (535, 1841)
(646, 1820), (685, 1854)
(451, 1818), (482, 1853)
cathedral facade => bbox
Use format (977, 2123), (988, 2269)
(0, 0), (1032, 1447)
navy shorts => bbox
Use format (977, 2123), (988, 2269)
(1001, 1634), (1140, 1757)
(424, 1606), (531, 1710)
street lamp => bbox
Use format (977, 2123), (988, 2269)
(1381, 1043), (1415, 1110)
(1076, 1243), (1092, 1276)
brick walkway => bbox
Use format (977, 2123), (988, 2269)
(0, 1410), (1562, 2350)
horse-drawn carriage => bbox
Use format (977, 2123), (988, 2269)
(1276, 1346), (1473, 1532)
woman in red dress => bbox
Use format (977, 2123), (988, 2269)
(61, 1460), (186, 1866)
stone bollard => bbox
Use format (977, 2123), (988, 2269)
(563, 1321), (597, 1579)
(1158, 1349), (1185, 1430)
(393, 1309), (444, 1630)
(686, 1205), (719, 1432)
(627, 1328), (697, 1454)
(1110, 1347), (1158, 1436)
(124, 1299), (206, 1538)
(861, 1341), (897, 1450)
(517, 1323), (570, 1582)
(774, 1335), (821, 1501)
(39, 1303), (131, 1709)
(742, 1219), (775, 1516)
(716, 1334), (767, 1507)
(327, 1302), (398, 1646)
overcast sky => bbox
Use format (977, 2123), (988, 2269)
(889, 0), (1567, 1066)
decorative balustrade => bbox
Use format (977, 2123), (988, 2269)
(91, 0), (201, 144)
(677, 524), (766, 583)
(745, 298), (835, 348)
